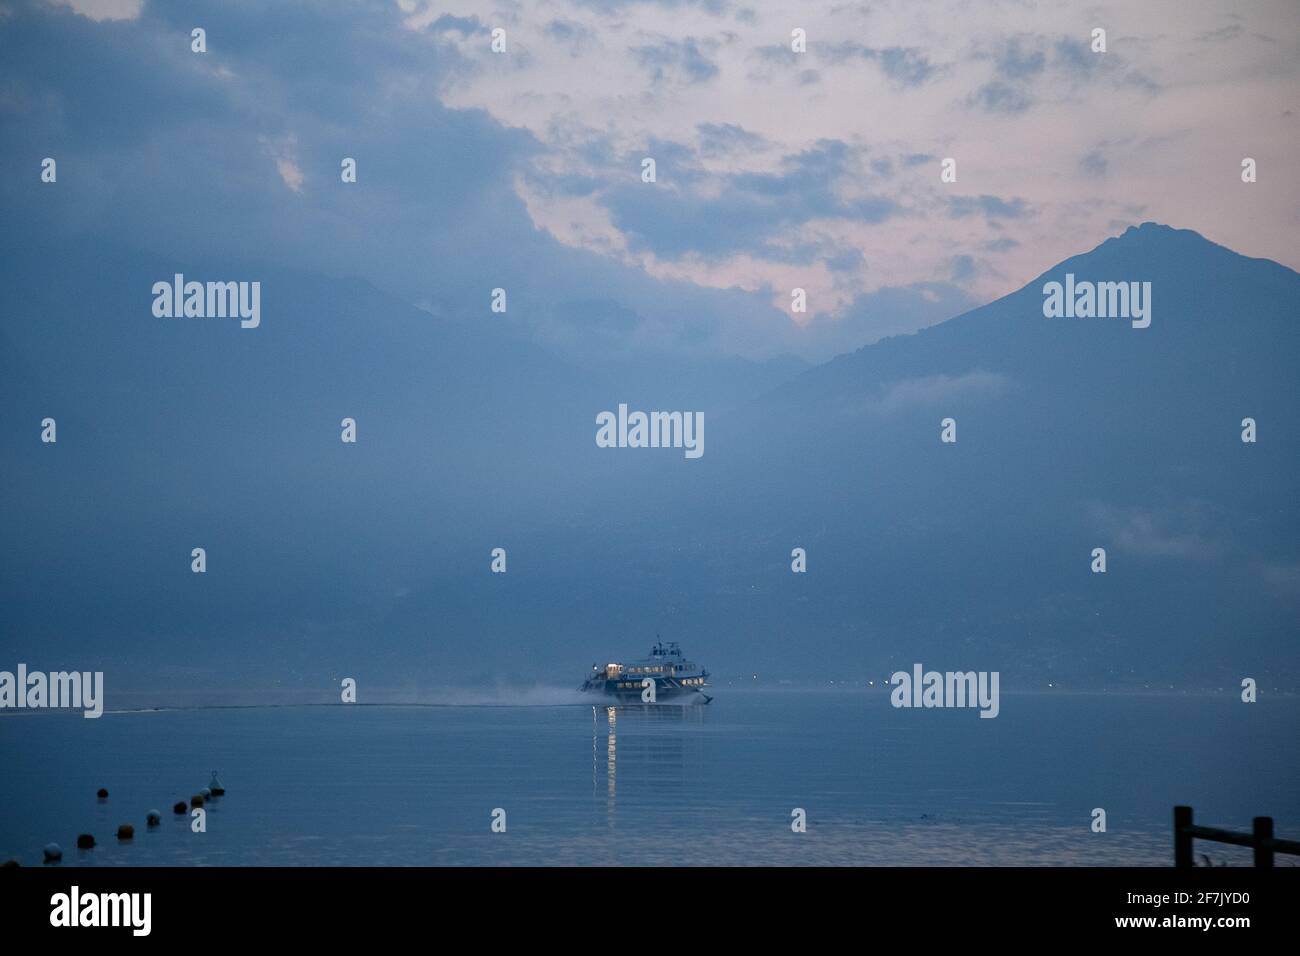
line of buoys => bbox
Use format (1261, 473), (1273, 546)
(34, 772), (228, 866)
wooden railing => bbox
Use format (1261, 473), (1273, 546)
(1174, 805), (1300, 867)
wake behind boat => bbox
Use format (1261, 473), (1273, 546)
(581, 641), (712, 704)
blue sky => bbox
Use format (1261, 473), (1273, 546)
(2, 0), (1297, 364)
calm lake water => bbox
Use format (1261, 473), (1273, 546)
(1, 690), (1295, 866)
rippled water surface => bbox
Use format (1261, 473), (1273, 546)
(1, 690), (1295, 866)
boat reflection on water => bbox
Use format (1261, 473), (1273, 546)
(591, 702), (708, 828)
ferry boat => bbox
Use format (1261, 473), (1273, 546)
(581, 641), (712, 704)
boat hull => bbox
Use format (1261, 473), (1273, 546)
(581, 676), (711, 704)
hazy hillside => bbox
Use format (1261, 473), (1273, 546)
(1, 224), (1296, 693)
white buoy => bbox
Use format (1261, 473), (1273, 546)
(43, 843), (62, 863)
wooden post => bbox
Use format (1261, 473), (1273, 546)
(1253, 817), (1274, 868)
(1174, 805), (1193, 868)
